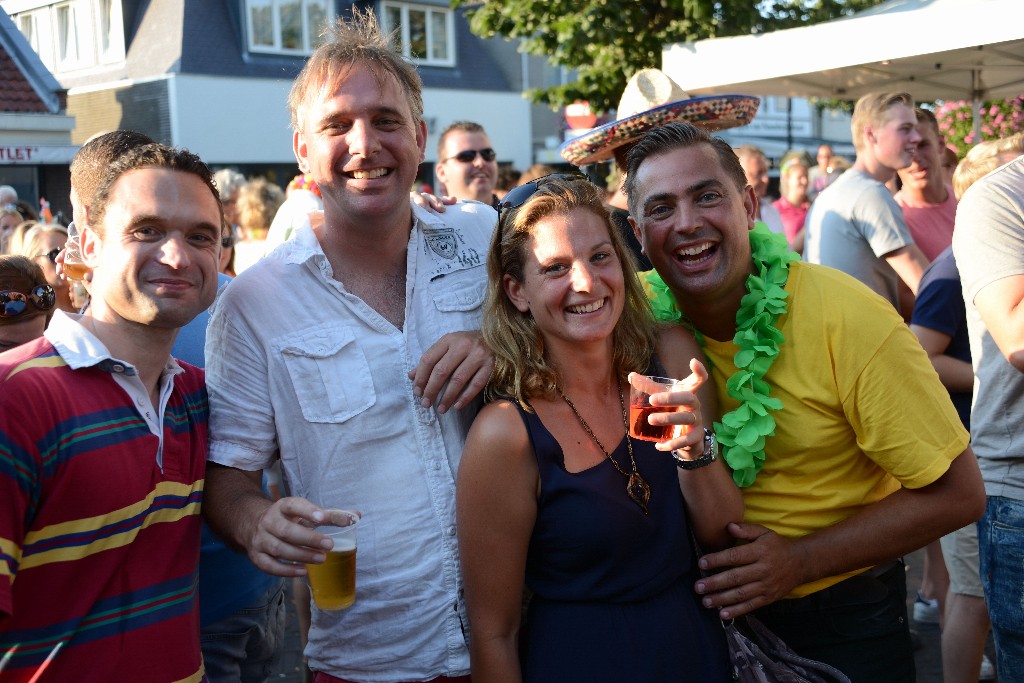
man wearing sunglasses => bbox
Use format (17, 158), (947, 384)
(435, 121), (500, 206)
(0, 143), (222, 681)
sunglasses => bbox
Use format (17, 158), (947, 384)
(444, 148), (497, 164)
(35, 247), (62, 264)
(0, 284), (56, 318)
(496, 173), (589, 224)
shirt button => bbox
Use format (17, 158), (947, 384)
(447, 526), (456, 536)
(111, 363), (125, 373)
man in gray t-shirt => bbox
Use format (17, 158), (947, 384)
(805, 92), (929, 311)
(952, 153), (1024, 675)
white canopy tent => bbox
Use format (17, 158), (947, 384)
(663, 0), (1024, 114)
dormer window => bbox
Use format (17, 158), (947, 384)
(246, 0), (331, 55)
(380, 1), (455, 67)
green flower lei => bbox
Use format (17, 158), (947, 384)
(642, 222), (799, 487)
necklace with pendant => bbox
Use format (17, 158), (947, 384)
(557, 382), (651, 515)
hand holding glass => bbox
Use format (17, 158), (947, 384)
(627, 361), (707, 443)
(61, 222), (89, 281)
(305, 509), (359, 611)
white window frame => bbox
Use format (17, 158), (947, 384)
(245, 0), (332, 56)
(8, 0), (126, 73)
(54, 1), (84, 69)
(94, 0), (126, 64)
(11, 7), (55, 72)
(380, 1), (455, 68)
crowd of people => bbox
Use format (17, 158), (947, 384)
(1, 7), (1022, 683)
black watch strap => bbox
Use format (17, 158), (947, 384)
(672, 428), (717, 470)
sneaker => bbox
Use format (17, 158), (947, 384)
(979, 653), (996, 680)
(912, 591), (940, 624)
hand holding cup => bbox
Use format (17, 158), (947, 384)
(58, 222), (90, 282)
(305, 508), (360, 611)
(627, 358), (708, 453)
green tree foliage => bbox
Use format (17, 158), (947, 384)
(454, 0), (886, 113)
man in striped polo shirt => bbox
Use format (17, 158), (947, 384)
(0, 143), (222, 682)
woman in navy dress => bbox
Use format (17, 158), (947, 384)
(457, 176), (741, 682)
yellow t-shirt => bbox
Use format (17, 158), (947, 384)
(700, 262), (969, 597)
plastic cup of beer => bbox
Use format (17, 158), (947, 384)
(628, 375), (685, 442)
(306, 509), (359, 611)
(62, 221), (89, 281)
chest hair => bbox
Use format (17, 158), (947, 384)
(338, 265), (407, 330)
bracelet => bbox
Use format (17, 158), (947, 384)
(672, 428), (717, 470)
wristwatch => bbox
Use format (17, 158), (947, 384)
(672, 428), (717, 470)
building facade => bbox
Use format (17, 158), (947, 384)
(0, 8), (75, 219)
(1, 0), (566, 210)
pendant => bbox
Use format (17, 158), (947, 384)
(627, 472), (651, 515)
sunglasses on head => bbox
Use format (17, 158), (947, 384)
(445, 148), (497, 164)
(35, 247), (62, 264)
(0, 284), (56, 318)
(496, 173), (590, 224)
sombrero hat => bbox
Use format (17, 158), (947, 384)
(559, 69), (760, 167)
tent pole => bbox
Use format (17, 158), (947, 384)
(972, 70), (983, 142)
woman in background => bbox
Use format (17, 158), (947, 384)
(232, 177), (284, 275)
(773, 157), (811, 254)
(17, 223), (74, 314)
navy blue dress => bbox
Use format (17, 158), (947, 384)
(515, 402), (731, 682)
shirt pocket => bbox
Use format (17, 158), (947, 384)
(277, 324), (375, 424)
(432, 278), (486, 317)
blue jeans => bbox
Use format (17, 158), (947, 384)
(978, 495), (1024, 679)
(201, 579), (286, 683)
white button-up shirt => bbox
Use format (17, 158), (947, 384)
(205, 202), (494, 681)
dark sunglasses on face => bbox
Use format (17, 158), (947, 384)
(445, 148), (497, 164)
(496, 173), (589, 224)
(0, 284), (56, 318)
(35, 247), (62, 264)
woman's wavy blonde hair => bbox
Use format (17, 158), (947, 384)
(484, 176), (657, 405)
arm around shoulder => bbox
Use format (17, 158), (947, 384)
(457, 400), (538, 683)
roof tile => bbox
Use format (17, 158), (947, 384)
(0, 44), (48, 113)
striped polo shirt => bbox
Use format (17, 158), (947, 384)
(0, 328), (207, 682)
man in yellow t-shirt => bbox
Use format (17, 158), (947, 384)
(624, 121), (985, 683)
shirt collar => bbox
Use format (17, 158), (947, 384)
(282, 203), (445, 268)
(43, 309), (183, 379)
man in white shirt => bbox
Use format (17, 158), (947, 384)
(202, 9), (493, 682)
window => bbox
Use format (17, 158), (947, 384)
(246, 0), (330, 55)
(381, 2), (454, 67)
(95, 0), (126, 63)
(17, 13), (41, 55)
(56, 3), (81, 68)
